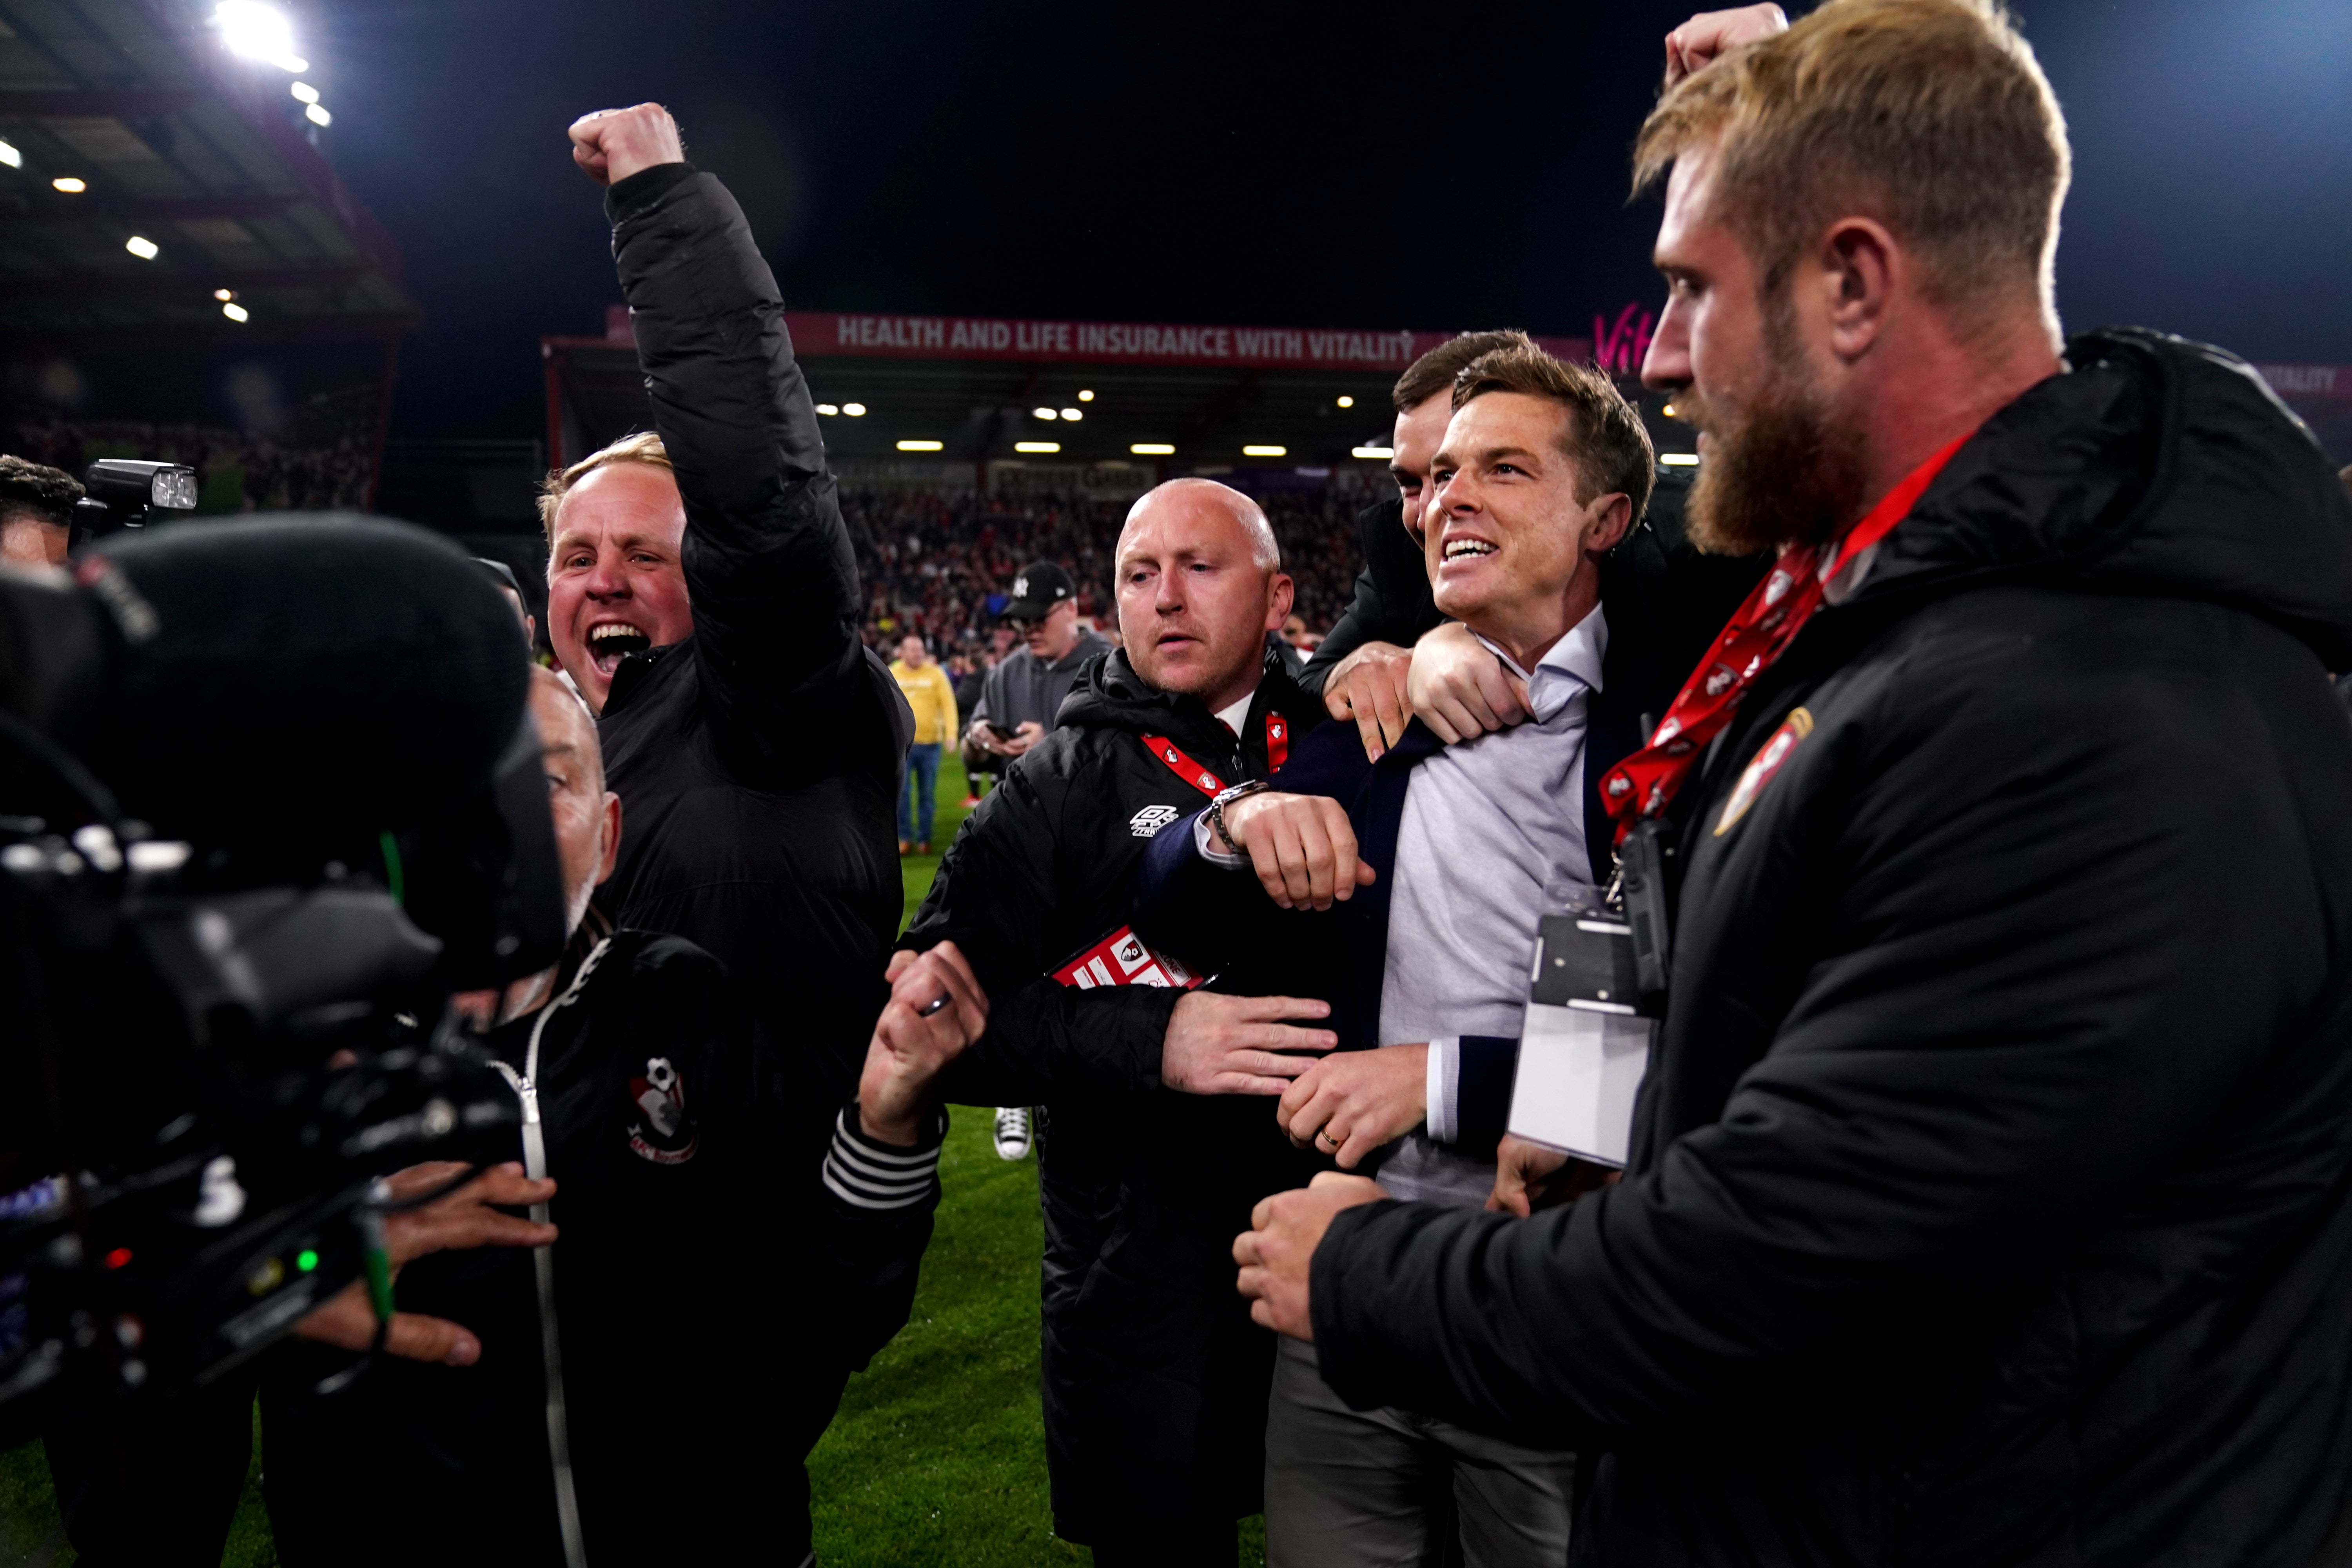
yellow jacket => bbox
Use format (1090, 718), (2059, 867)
(891, 659), (958, 746)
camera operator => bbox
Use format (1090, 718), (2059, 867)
(0, 454), (80, 570)
(263, 667), (985, 1567)
(541, 103), (913, 1199)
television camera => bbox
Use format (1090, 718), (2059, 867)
(0, 514), (566, 1444)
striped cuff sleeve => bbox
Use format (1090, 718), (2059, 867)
(823, 1103), (946, 1212)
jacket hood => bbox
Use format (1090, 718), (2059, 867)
(1853, 328), (2352, 669)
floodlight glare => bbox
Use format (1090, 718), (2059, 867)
(222, 301), (250, 323)
(52, 177), (87, 194)
(1242, 445), (1287, 458)
(214, 2), (305, 71)
(1351, 446), (1394, 461)
(1336, 395), (1354, 408)
(815, 403), (839, 416)
(304, 103), (332, 127)
(1661, 403), (1678, 418)
(1077, 389), (1095, 401)
(1058, 408), (1082, 421)
(124, 235), (160, 260)
(1014, 441), (1061, 454)
(1032, 407), (1057, 421)
(1660, 452), (1700, 466)
(0, 140), (19, 169)
(1131, 443), (1176, 456)
(290, 82), (320, 104)
(213, 288), (236, 302)
(842, 402), (867, 416)
(897, 439), (944, 452)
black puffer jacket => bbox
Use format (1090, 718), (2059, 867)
(593, 163), (912, 1131)
(902, 645), (1323, 1543)
(1311, 330), (2352, 1566)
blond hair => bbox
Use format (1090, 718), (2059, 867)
(1635, 0), (2068, 331)
(536, 431), (673, 546)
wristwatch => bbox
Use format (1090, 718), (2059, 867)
(1206, 779), (1271, 855)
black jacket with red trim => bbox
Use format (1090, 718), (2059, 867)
(899, 642), (1324, 1543)
(1309, 330), (2352, 1566)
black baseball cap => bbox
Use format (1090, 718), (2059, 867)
(1001, 560), (1075, 621)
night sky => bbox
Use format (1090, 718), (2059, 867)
(299, 0), (2352, 443)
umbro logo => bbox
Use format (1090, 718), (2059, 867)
(1129, 804), (1181, 838)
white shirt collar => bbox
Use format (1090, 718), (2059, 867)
(1213, 689), (1256, 737)
(1472, 603), (1608, 724)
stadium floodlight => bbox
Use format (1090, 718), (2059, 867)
(213, 2), (307, 71)
(52, 177), (87, 194)
(1336, 395), (1354, 408)
(1058, 408), (1082, 421)
(305, 103), (332, 127)
(1014, 441), (1061, 454)
(815, 403), (839, 416)
(124, 235), (160, 260)
(1351, 445), (1394, 461)
(1131, 443), (1175, 456)
(290, 82), (320, 104)
(1032, 407), (1057, 421)
(1661, 403), (1679, 418)
(222, 301), (250, 323)
(0, 139), (19, 169)
(897, 439), (944, 452)
(843, 402), (867, 416)
(1077, 389), (1095, 402)
(1660, 452), (1700, 466)
(1242, 445), (1287, 458)
(214, 288), (236, 301)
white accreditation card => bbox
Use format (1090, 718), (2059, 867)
(1506, 912), (1654, 1167)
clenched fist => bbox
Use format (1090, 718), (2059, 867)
(568, 102), (686, 187)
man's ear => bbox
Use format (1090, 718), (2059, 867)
(1265, 571), (1296, 630)
(595, 791), (622, 885)
(1820, 215), (1898, 364)
(1587, 493), (1634, 557)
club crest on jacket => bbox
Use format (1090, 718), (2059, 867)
(1715, 708), (1814, 837)
(626, 1055), (700, 1165)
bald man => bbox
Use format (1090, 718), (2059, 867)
(900, 478), (1340, 1565)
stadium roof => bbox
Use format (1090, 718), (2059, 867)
(544, 310), (1604, 473)
(0, 0), (417, 345)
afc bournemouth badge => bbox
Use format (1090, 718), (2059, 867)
(626, 1056), (700, 1165)
(1714, 707), (1814, 837)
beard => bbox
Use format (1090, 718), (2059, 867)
(1682, 310), (1869, 558)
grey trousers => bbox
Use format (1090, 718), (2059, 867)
(1263, 1337), (1575, 1568)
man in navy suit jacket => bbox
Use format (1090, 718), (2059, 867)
(1130, 340), (1758, 1566)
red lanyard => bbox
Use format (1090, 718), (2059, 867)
(1141, 712), (1289, 799)
(1600, 431), (1972, 844)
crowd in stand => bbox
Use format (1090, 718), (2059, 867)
(848, 478), (1373, 654)
(12, 412), (378, 516)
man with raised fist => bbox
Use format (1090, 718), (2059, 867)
(542, 102), (913, 1191)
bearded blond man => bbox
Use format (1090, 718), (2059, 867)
(1238, 4), (2352, 1564)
